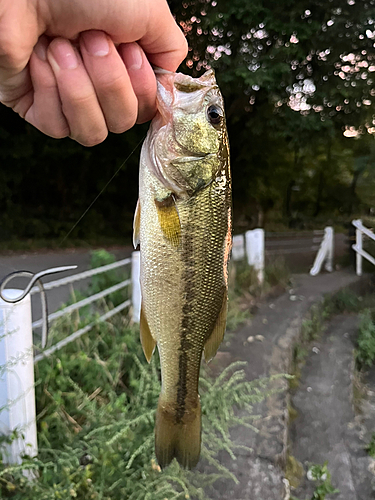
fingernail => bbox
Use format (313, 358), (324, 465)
(82, 31), (110, 57)
(49, 39), (78, 70)
(34, 38), (47, 61)
(125, 43), (143, 70)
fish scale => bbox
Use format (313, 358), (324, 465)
(134, 69), (231, 469)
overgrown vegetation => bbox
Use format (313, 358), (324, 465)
(356, 309), (375, 370)
(0, 250), (287, 499)
(291, 462), (339, 500)
(365, 433), (375, 458)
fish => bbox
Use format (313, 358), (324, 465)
(133, 68), (232, 469)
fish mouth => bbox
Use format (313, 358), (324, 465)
(171, 153), (214, 163)
(155, 69), (218, 118)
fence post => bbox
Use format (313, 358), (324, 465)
(324, 226), (334, 272)
(245, 228), (265, 284)
(232, 234), (245, 261)
(131, 252), (141, 323)
(0, 289), (37, 465)
(356, 221), (363, 276)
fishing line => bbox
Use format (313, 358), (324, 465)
(0, 137), (144, 284)
(59, 136), (145, 247)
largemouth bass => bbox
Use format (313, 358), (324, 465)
(133, 69), (232, 469)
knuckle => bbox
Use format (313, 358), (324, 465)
(76, 130), (108, 147)
(134, 79), (156, 100)
(68, 91), (95, 108)
(48, 124), (70, 139)
(180, 36), (189, 59)
(107, 111), (137, 134)
(95, 72), (127, 95)
(0, 37), (25, 71)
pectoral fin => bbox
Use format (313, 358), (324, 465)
(140, 305), (156, 363)
(155, 195), (181, 247)
(204, 292), (228, 363)
(133, 199), (141, 249)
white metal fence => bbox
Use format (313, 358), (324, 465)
(352, 219), (375, 276)
(31, 255), (141, 363)
(233, 227), (332, 278)
(0, 227), (333, 465)
(0, 252), (141, 465)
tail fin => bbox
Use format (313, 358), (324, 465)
(155, 397), (201, 469)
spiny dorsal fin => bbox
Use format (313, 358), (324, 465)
(155, 195), (181, 247)
(204, 292), (228, 363)
(133, 199), (141, 249)
(140, 304), (156, 363)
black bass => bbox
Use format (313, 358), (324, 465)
(133, 69), (232, 469)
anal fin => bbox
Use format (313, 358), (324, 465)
(140, 305), (156, 363)
(204, 292), (228, 363)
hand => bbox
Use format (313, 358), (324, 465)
(0, 0), (187, 146)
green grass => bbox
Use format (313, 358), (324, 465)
(365, 433), (375, 458)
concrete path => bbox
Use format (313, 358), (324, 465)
(205, 270), (370, 500)
(290, 314), (375, 500)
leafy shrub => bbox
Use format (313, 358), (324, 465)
(233, 260), (260, 296)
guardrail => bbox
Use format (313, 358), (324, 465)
(31, 255), (139, 363)
(352, 219), (375, 276)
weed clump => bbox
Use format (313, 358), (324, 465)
(356, 309), (375, 369)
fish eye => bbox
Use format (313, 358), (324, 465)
(207, 105), (222, 125)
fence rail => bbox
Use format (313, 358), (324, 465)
(34, 299), (131, 363)
(265, 230), (323, 256)
(352, 219), (375, 276)
(31, 255), (140, 355)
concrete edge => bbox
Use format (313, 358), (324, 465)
(270, 274), (374, 469)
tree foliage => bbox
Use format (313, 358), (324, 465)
(1, 0), (375, 245)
